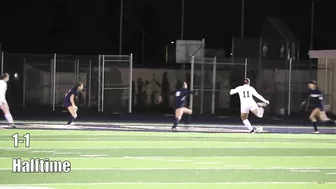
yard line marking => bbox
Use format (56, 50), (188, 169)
(80, 154), (108, 157)
(290, 170), (321, 173)
(166, 160), (191, 162)
(0, 167), (335, 171)
(0, 156), (336, 159)
(193, 162), (251, 166)
(0, 187), (54, 189)
(5, 141), (336, 143)
(193, 162), (227, 165)
(326, 173), (336, 175)
(2, 146), (336, 149)
(1, 182), (336, 186)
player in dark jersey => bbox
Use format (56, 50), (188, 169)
(64, 82), (84, 126)
(171, 82), (194, 132)
(301, 81), (335, 133)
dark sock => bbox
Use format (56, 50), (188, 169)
(312, 121), (318, 131)
(67, 116), (75, 124)
(173, 118), (180, 128)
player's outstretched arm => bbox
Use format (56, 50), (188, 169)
(229, 88), (238, 95)
(251, 88), (269, 104)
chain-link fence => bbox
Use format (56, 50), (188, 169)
(2, 53), (99, 110)
(189, 56), (316, 116)
(98, 55), (133, 113)
(190, 56), (247, 115)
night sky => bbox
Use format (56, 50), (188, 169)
(0, 0), (334, 63)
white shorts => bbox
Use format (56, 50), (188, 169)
(240, 102), (258, 113)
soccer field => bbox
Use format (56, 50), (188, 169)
(0, 129), (336, 189)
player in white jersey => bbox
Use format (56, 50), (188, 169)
(0, 73), (15, 128)
(229, 78), (269, 133)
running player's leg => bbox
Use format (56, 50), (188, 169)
(182, 107), (192, 124)
(182, 107), (192, 115)
(241, 105), (254, 133)
(172, 108), (183, 131)
(67, 106), (78, 125)
(0, 101), (14, 127)
(309, 108), (320, 133)
(319, 111), (330, 121)
(319, 105), (336, 124)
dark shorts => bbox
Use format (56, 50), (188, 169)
(312, 105), (324, 111)
(63, 101), (71, 108)
(175, 105), (185, 110)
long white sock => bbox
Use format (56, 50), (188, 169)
(242, 119), (253, 131)
(5, 113), (14, 124)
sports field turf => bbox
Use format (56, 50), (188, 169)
(0, 129), (336, 189)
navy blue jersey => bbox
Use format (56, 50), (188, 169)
(64, 88), (79, 107)
(307, 89), (325, 110)
(174, 89), (192, 108)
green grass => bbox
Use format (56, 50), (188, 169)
(0, 130), (336, 189)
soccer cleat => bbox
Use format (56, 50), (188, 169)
(171, 126), (178, 132)
(257, 102), (268, 107)
(7, 123), (16, 128)
(249, 128), (256, 133)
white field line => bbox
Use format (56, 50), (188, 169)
(290, 170), (321, 172)
(326, 173), (336, 175)
(4, 120), (336, 129)
(1, 156), (336, 159)
(1, 182), (336, 186)
(0, 187), (54, 189)
(193, 162), (228, 165)
(2, 146), (336, 149)
(0, 167), (335, 171)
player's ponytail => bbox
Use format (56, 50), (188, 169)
(0, 73), (9, 80)
(73, 82), (83, 90)
(175, 81), (183, 90)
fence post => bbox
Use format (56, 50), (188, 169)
(288, 58), (292, 115)
(98, 55), (101, 112)
(88, 60), (92, 108)
(52, 53), (56, 111)
(190, 56), (195, 111)
(211, 56), (217, 114)
(244, 58), (248, 78)
(129, 54), (133, 113)
(102, 55), (105, 112)
(200, 60), (204, 114)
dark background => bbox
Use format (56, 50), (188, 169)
(0, 0), (331, 116)
(0, 0), (333, 64)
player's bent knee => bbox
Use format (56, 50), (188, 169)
(309, 116), (316, 122)
(241, 114), (248, 120)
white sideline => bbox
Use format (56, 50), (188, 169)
(1, 182), (336, 186)
(0, 155), (336, 159)
(0, 167), (335, 171)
